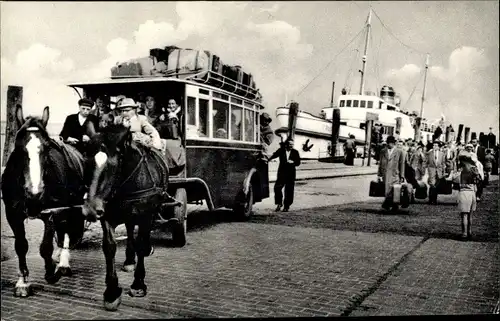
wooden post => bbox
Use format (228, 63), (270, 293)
(2, 86), (23, 166)
(330, 108), (341, 158)
(287, 101), (299, 142)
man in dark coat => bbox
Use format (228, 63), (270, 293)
(377, 135), (405, 211)
(344, 134), (356, 166)
(59, 98), (99, 155)
(270, 139), (301, 212)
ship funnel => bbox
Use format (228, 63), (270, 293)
(380, 85), (396, 105)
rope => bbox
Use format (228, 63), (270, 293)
(296, 27), (366, 97)
(371, 8), (428, 56)
(402, 71), (424, 109)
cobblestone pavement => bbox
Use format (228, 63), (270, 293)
(1, 177), (498, 318)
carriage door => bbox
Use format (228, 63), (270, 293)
(185, 84), (199, 140)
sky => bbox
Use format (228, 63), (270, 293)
(1, 1), (499, 138)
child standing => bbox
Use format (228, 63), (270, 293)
(453, 152), (483, 239)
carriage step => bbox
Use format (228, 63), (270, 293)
(155, 217), (179, 225)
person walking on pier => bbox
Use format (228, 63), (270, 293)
(426, 140), (445, 205)
(452, 152), (482, 239)
(343, 135), (356, 166)
(377, 135), (405, 211)
(270, 139), (301, 212)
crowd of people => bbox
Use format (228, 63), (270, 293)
(376, 134), (498, 239)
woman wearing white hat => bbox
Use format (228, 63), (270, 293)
(114, 97), (162, 150)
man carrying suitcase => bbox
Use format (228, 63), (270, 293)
(426, 140), (445, 204)
(377, 135), (406, 211)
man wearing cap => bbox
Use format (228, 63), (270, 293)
(59, 98), (99, 155)
(114, 98), (162, 150)
(269, 138), (301, 212)
(377, 135), (406, 211)
(426, 140), (445, 204)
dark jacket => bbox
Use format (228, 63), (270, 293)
(270, 147), (301, 180)
(60, 113), (98, 141)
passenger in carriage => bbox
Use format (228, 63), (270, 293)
(92, 96), (114, 131)
(59, 98), (99, 155)
(113, 98), (162, 150)
(259, 112), (274, 161)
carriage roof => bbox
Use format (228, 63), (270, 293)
(68, 75), (265, 110)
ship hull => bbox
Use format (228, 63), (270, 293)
(275, 108), (365, 161)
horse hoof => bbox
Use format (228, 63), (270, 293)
(121, 264), (135, 273)
(45, 271), (62, 284)
(128, 288), (147, 297)
(103, 295), (122, 311)
(58, 266), (73, 277)
(14, 284), (33, 297)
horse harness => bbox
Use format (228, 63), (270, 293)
(109, 145), (169, 207)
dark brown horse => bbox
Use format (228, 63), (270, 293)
(1, 105), (87, 297)
(83, 123), (173, 311)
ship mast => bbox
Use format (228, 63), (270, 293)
(419, 54), (430, 118)
(359, 8), (372, 95)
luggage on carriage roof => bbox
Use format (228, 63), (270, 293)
(369, 180), (385, 197)
(111, 56), (155, 78)
(211, 54), (222, 74)
(167, 48), (211, 74)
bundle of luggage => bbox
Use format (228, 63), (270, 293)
(111, 45), (258, 96)
(370, 180), (429, 208)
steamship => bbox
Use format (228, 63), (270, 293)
(275, 9), (442, 161)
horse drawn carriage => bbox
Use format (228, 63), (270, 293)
(2, 45), (270, 310)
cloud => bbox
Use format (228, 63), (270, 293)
(385, 63), (421, 79)
(82, 2), (313, 112)
(382, 46), (498, 136)
(1, 44), (78, 125)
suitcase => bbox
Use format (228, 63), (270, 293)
(111, 57), (154, 78)
(393, 183), (402, 204)
(234, 65), (244, 83)
(212, 54), (222, 73)
(369, 180), (385, 197)
(437, 178), (453, 195)
(400, 183), (412, 208)
(414, 181), (428, 199)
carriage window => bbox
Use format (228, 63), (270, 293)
(367, 101), (373, 108)
(231, 105), (243, 141)
(346, 100), (352, 107)
(339, 100), (345, 107)
(244, 101), (253, 108)
(199, 88), (210, 95)
(213, 100), (229, 139)
(213, 92), (229, 100)
(198, 98), (209, 137)
(379, 101), (383, 109)
(353, 100), (359, 107)
(360, 100), (366, 108)
(244, 110), (255, 142)
(187, 96), (196, 125)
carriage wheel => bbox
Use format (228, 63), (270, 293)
(171, 188), (187, 247)
(233, 185), (253, 220)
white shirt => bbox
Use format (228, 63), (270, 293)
(388, 147), (394, 158)
(286, 150), (291, 160)
(434, 150), (439, 163)
(78, 114), (87, 126)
